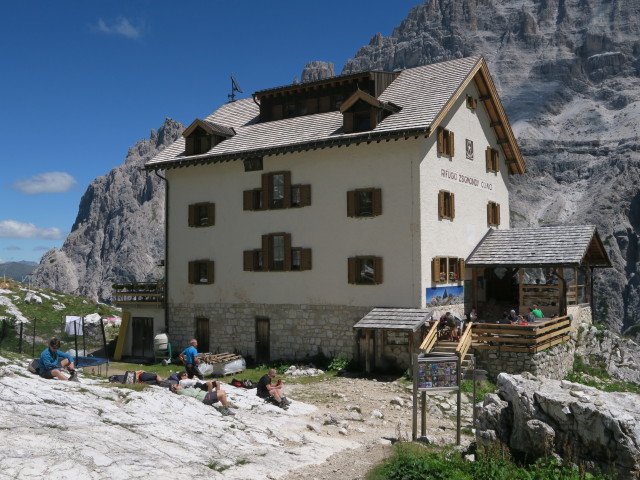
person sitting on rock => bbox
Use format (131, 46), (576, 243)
(256, 368), (291, 409)
(38, 337), (79, 382)
(171, 380), (235, 416)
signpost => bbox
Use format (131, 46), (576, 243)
(412, 353), (462, 444)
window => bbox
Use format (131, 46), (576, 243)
(486, 147), (500, 172)
(432, 257), (464, 283)
(188, 202), (215, 227)
(185, 127), (212, 156)
(243, 233), (311, 271)
(438, 190), (455, 220)
(243, 171), (310, 211)
(188, 260), (214, 284)
(437, 127), (455, 157)
(347, 188), (382, 217)
(487, 201), (501, 226)
(466, 95), (478, 109)
(243, 157), (263, 172)
(348, 256), (383, 285)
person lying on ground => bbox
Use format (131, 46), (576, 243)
(136, 371), (164, 384)
(38, 337), (79, 382)
(171, 380), (235, 416)
(256, 368), (291, 409)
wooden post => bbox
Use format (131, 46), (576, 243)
(412, 353), (418, 441)
(365, 330), (371, 374)
(421, 391), (426, 438)
(456, 357), (462, 445)
(518, 267), (524, 312)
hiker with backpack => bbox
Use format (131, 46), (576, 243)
(38, 338), (79, 382)
(179, 339), (204, 380)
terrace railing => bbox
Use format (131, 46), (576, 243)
(112, 282), (165, 306)
(471, 315), (572, 353)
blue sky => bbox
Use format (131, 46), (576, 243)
(0, 1), (421, 264)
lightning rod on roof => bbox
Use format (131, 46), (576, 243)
(228, 73), (243, 102)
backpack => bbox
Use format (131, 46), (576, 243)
(109, 374), (126, 383)
(242, 379), (255, 389)
(123, 371), (136, 384)
(158, 379), (179, 388)
(28, 358), (40, 374)
(231, 378), (243, 387)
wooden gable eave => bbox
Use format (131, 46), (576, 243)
(183, 118), (213, 138)
(581, 229), (612, 267)
(428, 57), (526, 176)
(340, 89), (382, 112)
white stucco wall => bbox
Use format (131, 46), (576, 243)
(419, 81), (511, 300)
(167, 139), (424, 308)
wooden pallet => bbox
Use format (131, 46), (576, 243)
(201, 353), (243, 364)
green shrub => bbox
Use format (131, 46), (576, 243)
(327, 356), (350, 372)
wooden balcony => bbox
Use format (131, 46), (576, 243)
(112, 282), (165, 306)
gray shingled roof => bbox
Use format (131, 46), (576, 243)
(466, 225), (611, 267)
(146, 56), (483, 169)
(353, 308), (431, 331)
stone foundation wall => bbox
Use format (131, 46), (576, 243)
(168, 302), (371, 361)
(473, 304), (593, 381)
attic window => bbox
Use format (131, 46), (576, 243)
(185, 127), (212, 155)
(466, 95), (478, 109)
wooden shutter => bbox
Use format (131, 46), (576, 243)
(496, 203), (501, 225)
(207, 203), (215, 226)
(206, 261), (215, 284)
(347, 191), (356, 217)
(348, 257), (357, 284)
(243, 250), (254, 271)
(185, 136), (195, 156)
(450, 192), (455, 219)
(432, 257), (441, 282)
(272, 104), (283, 120)
(284, 234), (292, 271)
(262, 235), (270, 271)
(374, 257), (383, 284)
(319, 96), (331, 113)
(487, 202), (492, 224)
(300, 248), (312, 271)
(262, 174), (270, 208)
(486, 147), (492, 170)
(283, 171), (292, 208)
(188, 204), (196, 227)
(438, 191), (445, 218)
(437, 128), (444, 154)
(458, 258), (465, 281)
(372, 188), (382, 216)
(306, 97), (318, 114)
(299, 184), (311, 207)
(343, 112), (354, 133)
(243, 190), (254, 211)
(449, 131), (455, 157)
(188, 261), (196, 284)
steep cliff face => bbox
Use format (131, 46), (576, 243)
(343, 0), (640, 332)
(32, 118), (184, 302)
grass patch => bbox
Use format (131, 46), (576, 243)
(565, 354), (640, 394)
(367, 442), (610, 480)
(460, 379), (497, 403)
(207, 460), (230, 472)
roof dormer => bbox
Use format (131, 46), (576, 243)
(183, 119), (235, 156)
(339, 90), (401, 133)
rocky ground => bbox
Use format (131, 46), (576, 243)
(0, 357), (473, 480)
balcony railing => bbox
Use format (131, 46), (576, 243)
(112, 282), (165, 306)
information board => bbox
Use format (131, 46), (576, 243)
(417, 357), (459, 390)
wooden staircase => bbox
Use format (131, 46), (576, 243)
(419, 322), (476, 374)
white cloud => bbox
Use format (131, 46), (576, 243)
(10, 172), (77, 195)
(33, 246), (51, 251)
(4, 246), (21, 251)
(95, 17), (142, 39)
(0, 221), (64, 240)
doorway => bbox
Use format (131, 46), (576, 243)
(255, 317), (270, 363)
(131, 317), (154, 358)
(196, 317), (210, 353)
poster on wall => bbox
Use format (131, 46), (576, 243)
(426, 286), (464, 308)
(417, 357), (459, 390)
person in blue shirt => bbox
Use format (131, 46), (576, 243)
(180, 339), (204, 380)
(39, 338), (79, 382)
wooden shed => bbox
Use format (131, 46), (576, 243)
(353, 308), (430, 373)
(465, 225), (611, 319)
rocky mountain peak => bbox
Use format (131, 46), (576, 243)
(301, 61), (335, 82)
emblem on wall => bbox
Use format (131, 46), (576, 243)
(465, 139), (474, 160)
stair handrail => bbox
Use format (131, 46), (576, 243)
(419, 320), (439, 353)
(456, 321), (474, 361)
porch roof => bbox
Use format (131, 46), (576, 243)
(465, 225), (611, 268)
(353, 307), (431, 332)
